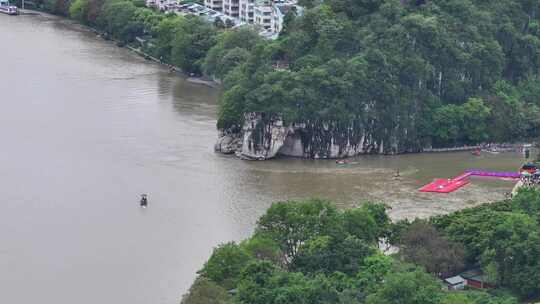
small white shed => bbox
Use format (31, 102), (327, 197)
(444, 275), (466, 290)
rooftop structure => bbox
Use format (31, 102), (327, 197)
(460, 269), (495, 289)
(443, 275), (466, 290)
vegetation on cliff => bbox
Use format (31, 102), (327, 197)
(180, 190), (540, 304)
(217, 0), (540, 150)
(28, 0), (540, 150)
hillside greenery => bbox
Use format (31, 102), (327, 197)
(216, 0), (540, 149)
(179, 193), (540, 304)
(431, 188), (540, 299)
(29, 0), (540, 148)
(31, 0), (261, 77)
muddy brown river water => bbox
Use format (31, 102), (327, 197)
(0, 13), (528, 304)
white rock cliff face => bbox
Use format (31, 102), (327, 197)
(215, 112), (415, 160)
(239, 113), (289, 160)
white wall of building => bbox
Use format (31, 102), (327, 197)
(254, 0), (272, 30)
(239, 0), (254, 23)
(204, 0), (223, 11)
(223, 0), (240, 17)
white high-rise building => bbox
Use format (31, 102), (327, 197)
(239, 0), (254, 23)
(145, 0), (301, 37)
(204, 0), (223, 11)
(271, 3), (297, 33)
(223, 0), (240, 18)
(254, 0), (272, 30)
(151, 0), (180, 11)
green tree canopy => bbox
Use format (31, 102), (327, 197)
(200, 242), (254, 289)
(365, 267), (441, 304)
(399, 220), (465, 278)
(171, 16), (217, 75)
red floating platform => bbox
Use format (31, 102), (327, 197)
(419, 169), (519, 194)
(419, 178), (470, 193)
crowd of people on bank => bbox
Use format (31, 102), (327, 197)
(520, 162), (540, 187)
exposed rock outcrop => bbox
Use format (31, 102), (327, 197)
(214, 132), (242, 154)
(238, 113), (289, 160)
(215, 112), (423, 160)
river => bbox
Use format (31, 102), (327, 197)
(0, 13), (528, 304)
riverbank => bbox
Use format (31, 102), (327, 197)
(12, 9), (222, 89)
(186, 77), (220, 88)
(511, 180), (524, 197)
(423, 145), (481, 153)
(17, 9), (40, 15)
(95, 28), (222, 88)
(424, 143), (527, 153)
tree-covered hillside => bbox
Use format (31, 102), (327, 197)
(431, 188), (540, 300)
(31, 0), (540, 150)
(181, 192), (540, 304)
(218, 0), (540, 149)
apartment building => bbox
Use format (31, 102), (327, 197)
(204, 0), (223, 12)
(145, 0), (301, 37)
(239, 0), (254, 23)
(271, 2), (298, 33)
(147, 0), (179, 11)
(222, 0), (240, 17)
(253, 0), (272, 30)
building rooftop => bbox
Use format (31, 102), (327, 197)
(460, 269), (489, 282)
(444, 275), (465, 285)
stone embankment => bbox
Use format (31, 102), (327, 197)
(18, 9), (40, 15)
(185, 77), (220, 88)
(423, 146), (481, 153)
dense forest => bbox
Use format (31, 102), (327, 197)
(180, 189), (540, 304)
(28, 0), (540, 152)
(216, 0), (540, 150)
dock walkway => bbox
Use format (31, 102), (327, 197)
(420, 170), (519, 193)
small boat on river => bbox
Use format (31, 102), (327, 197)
(0, 0), (18, 15)
(140, 194), (148, 208)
